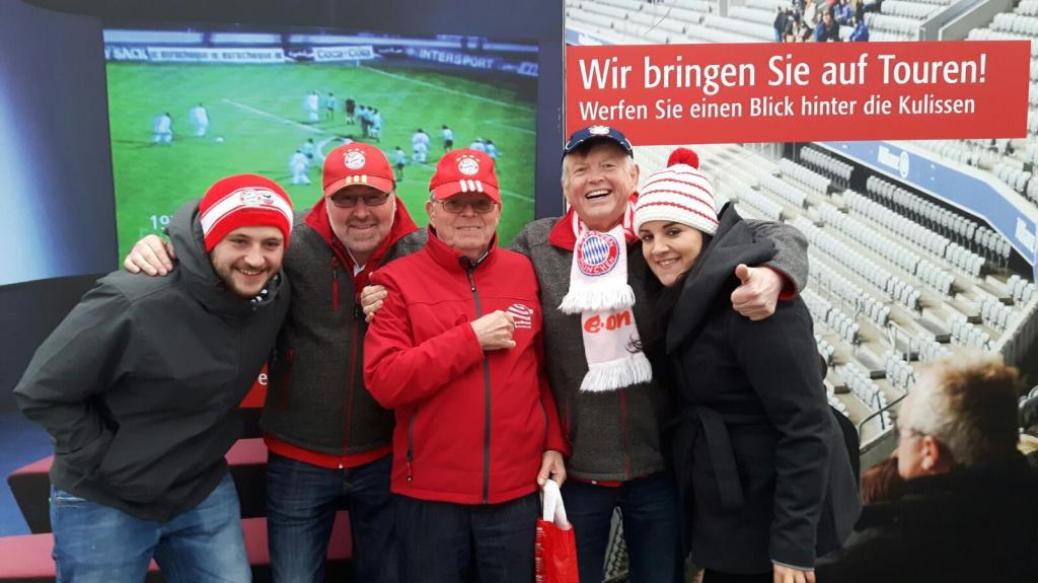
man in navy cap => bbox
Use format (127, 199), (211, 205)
(511, 126), (811, 583)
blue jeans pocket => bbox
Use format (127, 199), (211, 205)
(50, 488), (89, 507)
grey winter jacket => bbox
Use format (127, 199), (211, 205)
(14, 200), (289, 521)
(261, 213), (427, 455)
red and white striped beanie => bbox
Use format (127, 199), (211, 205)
(198, 174), (294, 252)
(633, 148), (718, 236)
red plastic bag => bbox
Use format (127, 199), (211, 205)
(535, 480), (579, 583)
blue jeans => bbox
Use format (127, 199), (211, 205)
(50, 472), (249, 583)
(563, 473), (683, 583)
(265, 453), (398, 583)
(394, 493), (538, 583)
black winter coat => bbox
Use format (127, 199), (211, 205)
(662, 204), (860, 573)
(815, 454), (1038, 583)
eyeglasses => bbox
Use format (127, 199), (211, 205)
(438, 198), (498, 214)
(330, 192), (391, 208)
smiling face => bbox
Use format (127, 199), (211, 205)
(639, 220), (706, 287)
(209, 225), (286, 298)
(562, 141), (639, 231)
(426, 192), (501, 260)
(325, 184), (396, 265)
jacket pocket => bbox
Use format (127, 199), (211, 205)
(60, 427), (115, 477)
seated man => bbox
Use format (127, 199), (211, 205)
(815, 351), (1038, 582)
(363, 149), (567, 583)
(14, 174), (293, 582)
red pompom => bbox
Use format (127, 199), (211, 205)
(667, 147), (699, 169)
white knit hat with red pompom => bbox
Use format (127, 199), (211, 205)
(633, 148), (719, 236)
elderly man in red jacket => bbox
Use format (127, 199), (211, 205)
(364, 148), (567, 583)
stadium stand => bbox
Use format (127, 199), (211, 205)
(618, 133), (1038, 468)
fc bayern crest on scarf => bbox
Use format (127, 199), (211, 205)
(558, 223), (652, 392)
(576, 232), (620, 277)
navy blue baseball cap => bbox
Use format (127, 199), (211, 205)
(562, 125), (634, 159)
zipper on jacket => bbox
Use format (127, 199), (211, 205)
(343, 316), (360, 454)
(621, 390), (632, 479)
(406, 409), (417, 482)
(467, 266), (492, 504)
(331, 259), (340, 311)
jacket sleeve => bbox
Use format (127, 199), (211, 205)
(12, 283), (132, 473)
(745, 219), (809, 296)
(363, 272), (485, 409)
(728, 300), (831, 569)
(534, 328), (569, 456)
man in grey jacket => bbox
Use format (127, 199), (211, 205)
(510, 127), (810, 583)
(14, 174), (294, 582)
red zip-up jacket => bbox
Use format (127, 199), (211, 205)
(364, 229), (567, 505)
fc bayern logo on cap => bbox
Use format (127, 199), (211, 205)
(344, 150), (366, 170)
(457, 155), (480, 176)
(577, 232), (620, 276)
(238, 188), (277, 207)
(588, 125), (611, 136)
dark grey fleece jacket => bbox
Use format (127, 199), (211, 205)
(260, 215), (427, 455)
(511, 217), (808, 481)
(14, 200), (289, 521)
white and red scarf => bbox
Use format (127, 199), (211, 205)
(557, 204), (652, 392)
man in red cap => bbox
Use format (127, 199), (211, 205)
(364, 149), (567, 583)
(124, 143), (421, 583)
(14, 175), (294, 582)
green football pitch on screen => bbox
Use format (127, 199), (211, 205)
(107, 62), (537, 260)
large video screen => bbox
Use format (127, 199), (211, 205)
(104, 26), (540, 259)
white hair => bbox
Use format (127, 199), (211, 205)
(901, 350), (1020, 467)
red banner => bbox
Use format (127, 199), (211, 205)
(565, 41), (1030, 145)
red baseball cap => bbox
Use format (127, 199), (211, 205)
(428, 149), (501, 203)
(323, 143), (395, 196)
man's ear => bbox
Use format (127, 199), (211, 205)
(920, 435), (944, 472)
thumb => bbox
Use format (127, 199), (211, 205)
(536, 459), (550, 486)
(735, 263), (752, 284)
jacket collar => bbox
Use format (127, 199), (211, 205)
(548, 192), (641, 251)
(424, 225), (499, 273)
(665, 203), (776, 354)
(169, 200), (285, 320)
(303, 195), (419, 271)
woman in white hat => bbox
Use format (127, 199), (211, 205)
(633, 149), (860, 583)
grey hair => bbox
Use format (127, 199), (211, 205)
(902, 350), (1021, 467)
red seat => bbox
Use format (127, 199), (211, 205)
(8, 438), (271, 533)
